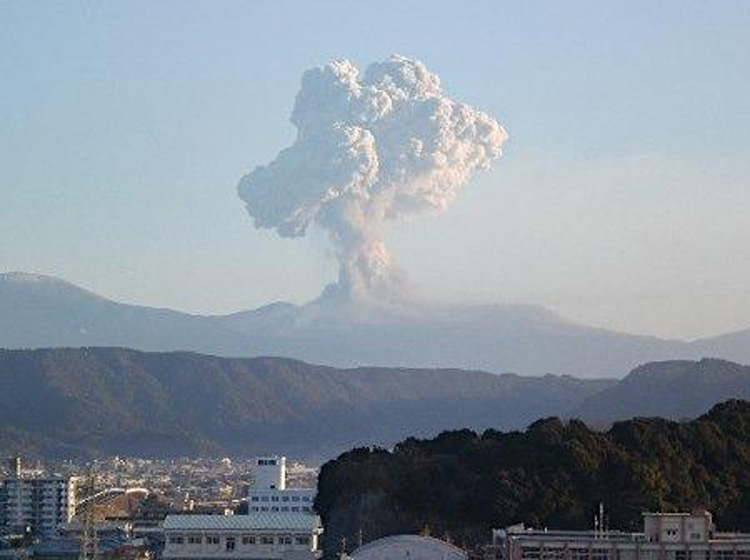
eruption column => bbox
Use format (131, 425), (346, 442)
(238, 55), (507, 304)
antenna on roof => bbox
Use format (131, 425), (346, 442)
(593, 502), (606, 538)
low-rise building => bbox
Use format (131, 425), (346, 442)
(491, 510), (750, 560)
(162, 513), (322, 560)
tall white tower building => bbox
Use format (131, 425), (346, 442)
(252, 457), (286, 491)
(245, 457), (314, 515)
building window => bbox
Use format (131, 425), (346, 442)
(292, 496), (300, 502)
(261, 496), (269, 502)
(188, 536), (202, 545)
(295, 536), (310, 546)
(206, 535), (220, 545)
(251, 496), (259, 502)
(279, 536), (292, 545)
(168, 536), (184, 545)
(226, 537), (236, 551)
(242, 536), (256, 545)
(282, 497), (290, 502)
(261, 536), (274, 545)
(271, 496), (279, 502)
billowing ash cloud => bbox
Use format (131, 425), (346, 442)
(238, 54), (507, 303)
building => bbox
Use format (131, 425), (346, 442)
(491, 510), (750, 560)
(245, 489), (314, 515)
(345, 535), (467, 560)
(162, 513), (322, 560)
(252, 458), (287, 491)
(0, 458), (76, 536)
(244, 458), (314, 515)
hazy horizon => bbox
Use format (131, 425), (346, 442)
(2, 1), (749, 340)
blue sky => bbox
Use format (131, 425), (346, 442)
(2, 1), (749, 339)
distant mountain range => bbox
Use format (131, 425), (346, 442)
(0, 346), (748, 460)
(3, 272), (749, 377)
(0, 347), (612, 460)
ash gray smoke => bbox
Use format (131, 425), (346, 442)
(237, 54), (507, 304)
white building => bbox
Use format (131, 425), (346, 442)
(0, 458), (76, 536)
(162, 513), (322, 560)
(245, 458), (315, 515)
(491, 510), (750, 560)
(253, 458), (287, 491)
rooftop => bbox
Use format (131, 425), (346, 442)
(163, 513), (321, 532)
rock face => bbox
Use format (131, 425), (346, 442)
(5, 271), (744, 378)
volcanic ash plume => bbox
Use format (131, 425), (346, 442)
(237, 54), (507, 304)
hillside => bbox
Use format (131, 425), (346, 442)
(0, 272), (257, 355)
(315, 400), (750, 557)
(0, 347), (613, 460)
(3, 271), (740, 377)
(575, 358), (750, 422)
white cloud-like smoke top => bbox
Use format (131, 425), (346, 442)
(238, 54), (507, 304)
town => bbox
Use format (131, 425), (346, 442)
(4, 455), (750, 560)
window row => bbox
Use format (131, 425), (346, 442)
(249, 506), (311, 513)
(249, 495), (311, 502)
(168, 534), (310, 548)
(519, 549), (750, 560)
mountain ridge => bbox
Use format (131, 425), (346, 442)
(2, 272), (748, 377)
(574, 358), (750, 422)
(0, 346), (613, 460)
(2, 347), (750, 461)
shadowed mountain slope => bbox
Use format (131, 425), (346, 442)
(0, 346), (613, 460)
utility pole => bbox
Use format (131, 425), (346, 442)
(80, 466), (97, 560)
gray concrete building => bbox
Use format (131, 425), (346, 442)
(0, 458), (76, 536)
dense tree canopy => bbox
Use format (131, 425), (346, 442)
(315, 400), (750, 557)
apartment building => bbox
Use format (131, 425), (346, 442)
(0, 458), (76, 536)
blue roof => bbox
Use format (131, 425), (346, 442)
(163, 513), (320, 532)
